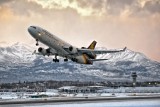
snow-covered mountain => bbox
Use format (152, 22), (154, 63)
(0, 43), (160, 83)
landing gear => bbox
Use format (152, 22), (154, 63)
(53, 59), (59, 62)
(71, 58), (78, 62)
(36, 39), (39, 46)
(53, 55), (59, 62)
(64, 58), (68, 62)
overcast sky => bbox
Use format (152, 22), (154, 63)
(0, 0), (160, 61)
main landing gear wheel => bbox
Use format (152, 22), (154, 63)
(53, 59), (59, 62)
(36, 39), (39, 46)
(53, 55), (59, 62)
(72, 58), (78, 62)
(64, 59), (68, 62)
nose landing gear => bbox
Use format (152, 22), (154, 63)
(36, 39), (39, 46)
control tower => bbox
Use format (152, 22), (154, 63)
(131, 72), (137, 87)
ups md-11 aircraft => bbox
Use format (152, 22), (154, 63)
(28, 26), (126, 64)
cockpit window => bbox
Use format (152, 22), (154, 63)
(30, 26), (36, 29)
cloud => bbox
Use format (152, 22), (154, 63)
(28, 0), (160, 17)
(1, 0), (160, 17)
(0, 0), (12, 5)
(29, 0), (105, 16)
(143, 0), (160, 13)
(0, 6), (13, 21)
(106, 0), (134, 15)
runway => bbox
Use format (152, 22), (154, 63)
(0, 95), (160, 106)
(0, 98), (160, 107)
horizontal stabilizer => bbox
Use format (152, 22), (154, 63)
(89, 59), (108, 62)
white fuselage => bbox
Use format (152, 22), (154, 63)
(28, 26), (92, 64)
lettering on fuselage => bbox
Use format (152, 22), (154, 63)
(42, 29), (62, 44)
(42, 30), (53, 38)
(41, 29), (65, 54)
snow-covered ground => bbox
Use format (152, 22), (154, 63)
(0, 91), (160, 100)
(98, 87), (160, 93)
(0, 87), (160, 107)
(0, 87), (160, 100)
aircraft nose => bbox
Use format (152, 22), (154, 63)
(28, 26), (32, 34)
(28, 26), (36, 39)
(28, 26), (36, 32)
(28, 27), (31, 33)
(28, 26), (36, 36)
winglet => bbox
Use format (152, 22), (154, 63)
(123, 47), (127, 51)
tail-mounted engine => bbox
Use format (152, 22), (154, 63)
(71, 54), (92, 64)
(68, 46), (78, 54)
(81, 47), (96, 59)
(81, 47), (86, 49)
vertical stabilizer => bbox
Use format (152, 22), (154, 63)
(88, 40), (97, 50)
(87, 41), (97, 59)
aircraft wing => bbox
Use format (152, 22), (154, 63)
(77, 47), (126, 55)
(49, 48), (57, 55)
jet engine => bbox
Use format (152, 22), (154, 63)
(38, 47), (50, 56)
(71, 54), (92, 64)
(81, 47), (96, 59)
(81, 47), (86, 49)
(69, 46), (73, 51)
(68, 46), (78, 54)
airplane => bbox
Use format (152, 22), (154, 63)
(28, 26), (126, 64)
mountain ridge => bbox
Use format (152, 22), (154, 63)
(0, 43), (159, 83)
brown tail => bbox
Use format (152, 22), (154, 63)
(87, 41), (97, 59)
(88, 40), (97, 50)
